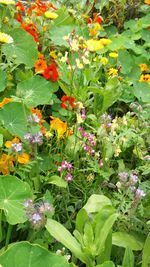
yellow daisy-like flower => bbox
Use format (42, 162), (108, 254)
(44, 11), (58, 19)
(0, 32), (13, 43)
(0, 0), (15, 5)
(86, 39), (104, 52)
(108, 68), (118, 76)
(109, 52), (118, 58)
(100, 57), (108, 65)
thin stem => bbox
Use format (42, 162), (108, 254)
(5, 224), (13, 250)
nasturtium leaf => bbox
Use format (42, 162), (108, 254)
(118, 50), (134, 74)
(112, 232), (144, 251)
(16, 76), (58, 107)
(133, 82), (150, 103)
(0, 241), (73, 267)
(0, 102), (30, 139)
(0, 70), (6, 92)
(2, 28), (38, 68)
(48, 175), (68, 188)
(0, 175), (32, 225)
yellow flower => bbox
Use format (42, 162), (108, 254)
(144, 0), (150, 4)
(50, 117), (67, 138)
(50, 50), (57, 59)
(139, 74), (150, 83)
(94, 23), (102, 31)
(139, 63), (148, 72)
(44, 11), (58, 19)
(86, 39), (104, 52)
(109, 52), (118, 58)
(5, 137), (20, 149)
(100, 38), (112, 45)
(0, 154), (14, 175)
(0, 32), (13, 43)
(108, 68), (118, 76)
(76, 59), (84, 69)
(17, 153), (30, 164)
(100, 57), (108, 65)
(0, 0), (15, 4)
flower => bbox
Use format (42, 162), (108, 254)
(100, 57), (108, 65)
(86, 39), (104, 51)
(21, 23), (39, 43)
(139, 74), (150, 83)
(50, 117), (67, 138)
(135, 189), (146, 199)
(0, 0), (15, 4)
(144, 0), (150, 4)
(5, 137), (21, 150)
(43, 63), (59, 81)
(108, 68), (118, 76)
(100, 38), (112, 45)
(0, 32), (13, 43)
(139, 63), (148, 72)
(34, 58), (47, 73)
(15, 1), (25, 11)
(17, 153), (30, 164)
(64, 173), (73, 181)
(61, 96), (75, 110)
(76, 58), (84, 69)
(50, 50), (57, 59)
(0, 154), (14, 175)
(44, 11), (58, 19)
(24, 132), (43, 145)
(0, 98), (13, 108)
(109, 52), (118, 58)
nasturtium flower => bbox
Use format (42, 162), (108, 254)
(44, 11), (58, 19)
(50, 117), (73, 138)
(5, 137), (20, 149)
(86, 39), (104, 51)
(43, 63), (59, 81)
(108, 68), (118, 76)
(139, 74), (150, 83)
(0, 32), (13, 43)
(100, 57), (108, 65)
(144, 0), (150, 4)
(100, 38), (112, 45)
(0, 154), (14, 175)
(34, 58), (47, 74)
(17, 153), (30, 164)
(0, 98), (13, 108)
(50, 50), (57, 59)
(0, 0), (15, 5)
(109, 52), (118, 58)
(139, 63), (148, 72)
(61, 96), (75, 110)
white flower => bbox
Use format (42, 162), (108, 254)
(0, 32), (13, 43)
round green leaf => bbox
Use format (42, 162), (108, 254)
(2, 28), (38, 68)
(0, 102), (30, 139)
(16, 76), (58, 107)
(133, 82), (150, 103)
(0, 242), (73, 267)
(0, 175), (32, 225)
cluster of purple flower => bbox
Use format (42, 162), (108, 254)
(24, 199), (53, 229)
(78, 127), (96, 155)
(27, 114), (40, 124)
(58, 160), (73, 181)
(101, 113), (112, 128)
(11, 142), (22, 152)
(118, 172), (145, 200)
(24, 132), (43, 145)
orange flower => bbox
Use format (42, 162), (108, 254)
(0, 98), (13, 108)
(50, 117), (67, 138)
(139, 63), (148, 72)
(31, 108), (46, 133)
(5, 137), (20, 149)
(0, 154), (14, 175)
(34, 58), (47, 73)
(144, 0), (150, 4)
(17, 153), (30, 164)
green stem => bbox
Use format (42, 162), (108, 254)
(5, 224), (13, 250)
(0, 210), (2, 243)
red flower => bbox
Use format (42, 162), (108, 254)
(21, 23), (40, 43)
(61, 96), (75, 110)
(15, 1), (25, 12)
(93, 13), (103, 24)
(15, 12), (23, 23)
(43, 63), (59, 81)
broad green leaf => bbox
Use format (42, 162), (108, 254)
(76, 208), (88, 233)
(133, 82), (150, 103)
(97, 232), (112, 264)
(16, 76), (58, 107)
(46, 219), (87, 264)
(2, 28), (38, 68)
(83, 194), (112, 213)
(122, 247), (134, 267)
(112, 232), (143, 251)
(118, 50), (134, 74)
(48, 175), (67, 188)
(0, 102), (30, 139)
(0, 241), (73, 267)
(96, 261), (115, 267)
(0, 175), (32, 225)
(0, 70), (6, 92)
(142, 233), (150, 267)
(50, 25), (78, 47)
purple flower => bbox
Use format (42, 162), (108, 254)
(38, 202), (54, 213)
(27, 114), (40, 124)
(135, 189), (146, 200)
(81, 109), (86, 120)
(118, 172), (128, 183)
(23, 199), (33, 208)
(11, 142), (22, 152)
(24, 132), (43, 145)
(129, 174), (138, 186)
(30, 212), (42, 224)
(65, 173), (73, 181)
